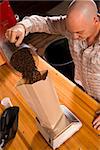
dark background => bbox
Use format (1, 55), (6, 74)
(9, 1), (63, 19)
(9, 0), (99, 20)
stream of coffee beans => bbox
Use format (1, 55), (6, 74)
(10, 47), (47, 84)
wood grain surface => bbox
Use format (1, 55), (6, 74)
(0, 55), (100, 150)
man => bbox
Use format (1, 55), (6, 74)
(5, 0), (100, 130)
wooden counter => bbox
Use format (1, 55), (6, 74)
(0, 56), (100, 150)
(0, 52), (6, 66)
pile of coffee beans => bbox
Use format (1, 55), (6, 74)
(10, 47), (47, 84)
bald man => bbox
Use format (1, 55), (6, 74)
(5, 0), (100, 130)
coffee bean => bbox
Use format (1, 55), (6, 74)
(10, 47), (48, 84)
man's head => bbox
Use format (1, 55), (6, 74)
(66, 0), (99, 43)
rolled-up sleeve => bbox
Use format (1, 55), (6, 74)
(18, 15), (67, 36)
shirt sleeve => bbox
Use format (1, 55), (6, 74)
(17, 15), (67, 36)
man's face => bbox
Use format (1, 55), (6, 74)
(66, 16), (97, 41)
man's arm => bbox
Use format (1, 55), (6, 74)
(19, 15), (66, 36)
(5, 15), (67, 46)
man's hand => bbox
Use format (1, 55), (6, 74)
(93, 115), (100, 130)
(5, 24), (25, 47)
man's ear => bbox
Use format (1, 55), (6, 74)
(93, 16), (99, 25)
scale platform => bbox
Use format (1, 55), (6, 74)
(36, 105), (82, 150)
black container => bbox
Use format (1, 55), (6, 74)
(44, 38), (74, 81)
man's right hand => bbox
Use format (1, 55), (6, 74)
(5, 24), (26, 47)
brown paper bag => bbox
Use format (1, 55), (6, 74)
(17, 75), (63, 130)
